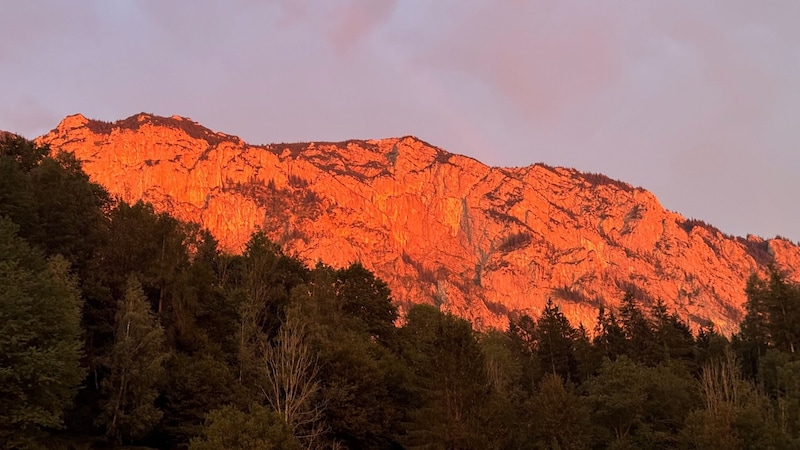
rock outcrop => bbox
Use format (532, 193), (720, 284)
(37, 113), (800, 334)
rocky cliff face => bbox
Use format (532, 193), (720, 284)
(38, 113), (800, 334)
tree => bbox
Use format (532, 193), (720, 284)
(695, 324), (728, 371)
(234, 232), (307, 388)
(684, 349), (789, 449)
(479, 330), (527, 448)
(399, 305), (493, 449)
(0, 135), (110, 276)
(527, 374), (591, 450)
(0, 136), (41, 241)
(100, 201), (193, 315)
(0, 218), (85, 447)
(29, 152), (111, 275)
(536, 299), (580, 382)
(758, 350), (800, 439)
(737, 268), (800, 382)
(650, 299), (696, 366)
(584, 356), (649, 446)
(159, 352), (243, 446)
(98, 276), (170, 444)
(297, 266), (410, 449)
(583, 356), (696, 448)
(618, 291), (659, 365)
(593, 306), (627, 362)
(261, 316), (326, 449)
(83, 201), (190, 382)
(189, 403), (301, 450)
(741, 268), (800, 355)
(309, 325), (409, 449)
(335, 263), (398, 344)
(507, 313), (543, 395)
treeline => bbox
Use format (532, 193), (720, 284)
(2, 135), (800, 449)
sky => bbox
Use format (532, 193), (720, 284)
(2, 1), (799, 242)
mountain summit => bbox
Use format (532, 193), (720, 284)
(38, 113), (800, 334)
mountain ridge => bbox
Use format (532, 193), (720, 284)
(36, 112), (800, 334)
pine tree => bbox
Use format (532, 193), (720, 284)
(619, 291), (659, 365)
(536, 299), (580, 382)
(593, 306), (627, 362)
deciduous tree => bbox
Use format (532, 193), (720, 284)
(0, 218), (85, 447)
(99, 276), (169, 444)
(189, 403), (301, 450)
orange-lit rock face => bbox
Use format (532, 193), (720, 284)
(38, 113), (800, 334)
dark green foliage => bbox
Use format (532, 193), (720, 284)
(0, 137), (42, 239)
(536, 299), (581, 383)
(28, 153), (111, 273)
(583, 357), (698, 448)
(296, 264), (409, 449)
(0, 136), (110, 275)
(189, 404), (301, 450)
(685, 351), (791, 449)
(618, 291), (658, 364)
(335, 262), (399, 343)
(0, 218), (85, 447)
(100, 201), (193, 315)
(740, 268), (800, 356)
(758, 350), (800, 439)
(311, 323), (407, 448)
(82, 201), (194, 378)
(527, 374), (592, 450)
(399, 305), (494, 449)
(479, 330), (528, 447)
(505, 313), (543, 402)
(593, 306), (627, 361)
(651, 299), (697, 367)
(481, 329), (526, 404)
(159, 352), (242, 445)
(236, 231), (308, 339)
(98, 277), (169, 444)
(695, 323), (729, 370)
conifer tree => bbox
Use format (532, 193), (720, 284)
(593, 306), (627, 361)
(536, 299), (580, 382)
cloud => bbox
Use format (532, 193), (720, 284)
(327, 0), (398, 52)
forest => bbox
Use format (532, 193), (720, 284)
(2, 135), (800, 449)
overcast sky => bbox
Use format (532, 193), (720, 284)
(3, 1), (799, 241)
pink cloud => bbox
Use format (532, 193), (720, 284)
(328, 0), (397, 52)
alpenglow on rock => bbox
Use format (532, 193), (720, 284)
(38, 113), (800, 334)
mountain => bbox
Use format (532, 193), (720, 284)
(37, 113), (800, 334)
